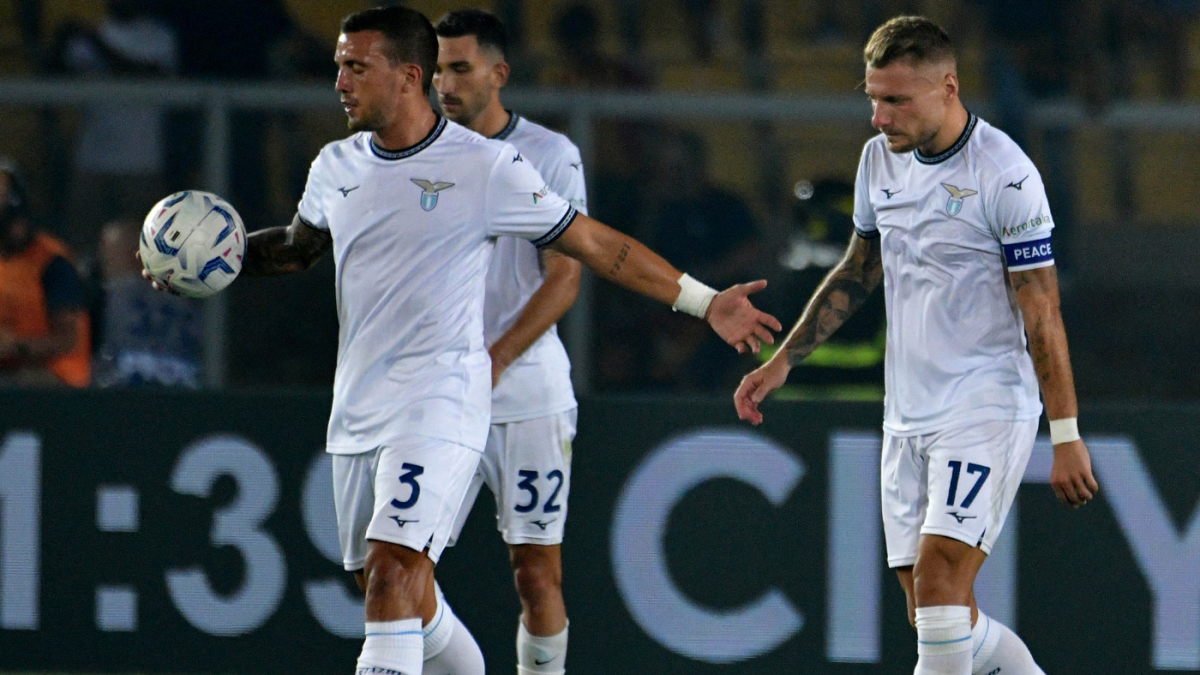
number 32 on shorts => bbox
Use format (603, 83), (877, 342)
(514, 469), (564, 514)
(946, 460), (990, 508)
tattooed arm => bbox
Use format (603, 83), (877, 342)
(1010, 266), (1075, 418)
(242, 214), (333, 277)
(548, 213), (781, 353)
(1011, 265), (1098, 507)
(143, 213), (331, 292)
(735, 233), (883, 424)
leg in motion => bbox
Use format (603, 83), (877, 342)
(512, 543), (568, 674)
(356, 541), (436, 675)
(911, 534), (986, 675)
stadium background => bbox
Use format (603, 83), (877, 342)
(1, 0), (1199, 673)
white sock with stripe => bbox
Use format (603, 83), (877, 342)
(358, 619), (424, 675)
(971, 610), (1045, 675)
(914, 605), (972, 675)
(422, 586), (484, 675)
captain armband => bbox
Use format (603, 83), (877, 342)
(1003, 236), (1054, 272)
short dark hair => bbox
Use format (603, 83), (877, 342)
(341, 5), (438, 94)
(435, 9), (508, 60)
(863, 16), (955, 69)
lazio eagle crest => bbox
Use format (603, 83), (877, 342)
(941, 183), (978, 216)
(411, 179), (455, 211)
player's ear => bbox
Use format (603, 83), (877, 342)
(401, 62), (424, 94)
(493, 59), (510, 88)
(942, 69), (959, 100)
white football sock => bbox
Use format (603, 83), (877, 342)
(358, 619), (424, 675)
(971, 611), (1045, 675)
(914, 605), (972, 675)
(422, 590), (484, 675)
(517, 619), (568, 675)
(422, 591), (452, 659)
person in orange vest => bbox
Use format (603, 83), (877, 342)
(0, 158), (91, 387)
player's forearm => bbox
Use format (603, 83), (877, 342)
(550, 215), (683, 306)
(490, 255), (581, 369)
(781, 234), (883, 366)
(1013, 267), (1079, 419)
(243, 216), (331, 277)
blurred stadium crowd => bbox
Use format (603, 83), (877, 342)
(1, 0), (1200, 396)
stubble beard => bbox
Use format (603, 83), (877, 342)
(347, 105), (386, 134)
(888, 124), (940, 154)
(441, 96), (485, 130)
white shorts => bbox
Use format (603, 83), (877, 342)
(332, 437), (481, 571)
(881, 418), (1037, 568)
(449, 408), (577, 546)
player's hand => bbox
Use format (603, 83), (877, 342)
(489, 349), (510, 389)
(734, 356), (790, 425)
(706, 280), (782, 354)
(1050, 439), (1099, 508)
(136, 250), (181, 296)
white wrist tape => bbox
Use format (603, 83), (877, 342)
(672, 273), (719, 319)
(1049, 417), (1081, 445)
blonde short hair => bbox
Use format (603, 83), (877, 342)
(863, 16), (955, 69)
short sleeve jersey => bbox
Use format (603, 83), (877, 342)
(484, 114), (587, 423)
(297, 118), (578, 453)
(853, 115), (1053, 435)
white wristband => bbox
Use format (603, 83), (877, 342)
(672, 273), (719, 319)
(1049, 417), (1081, 445)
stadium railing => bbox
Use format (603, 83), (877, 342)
(3, 79), (1199, 390)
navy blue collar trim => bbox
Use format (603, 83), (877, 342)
(914, 113), (977, 165)
(370, 116), (446, 160)
(492, 111), (520, 141)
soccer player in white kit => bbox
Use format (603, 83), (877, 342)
(142, 7), (781, 675)
(734, 16), (1099, 675)
(431, 10), (582, 675)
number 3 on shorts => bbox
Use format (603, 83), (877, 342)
(946, 460), (990, 508)
(391, 463), (425, 509)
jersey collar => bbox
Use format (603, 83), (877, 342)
(491, 110), (520, 140)
(369, 116), (447, 161)
(913, 112), (977, 165)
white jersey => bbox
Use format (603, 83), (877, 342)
(853, 114), (1054, 435)
(485, 114), (586, 423)
(297, 117), (578, 454)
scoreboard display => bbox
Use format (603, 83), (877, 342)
(0, 390), (1196, 675)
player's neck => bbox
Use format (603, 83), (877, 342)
(918, 103), (970, 158)
(372, 102), (438, 152)
(474, 100), (512, 139)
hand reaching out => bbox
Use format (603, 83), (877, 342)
(706, 280), (782, 354)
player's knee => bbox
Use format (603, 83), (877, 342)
(912, 537), (978, 602)
(363, 542), (427, 600)
(916, 536), (973, 573)
(511, 549), (562, 604)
